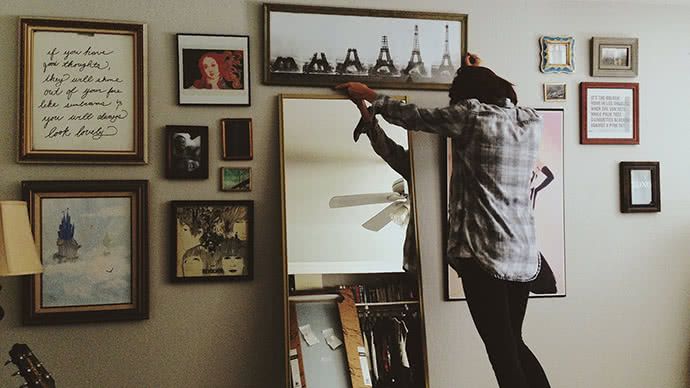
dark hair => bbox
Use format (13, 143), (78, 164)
(448, 66), (517, 105)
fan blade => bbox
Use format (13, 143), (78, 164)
(329, 193), (402, 208)
(362, 202), (403, 231)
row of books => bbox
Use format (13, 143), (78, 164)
(340, 282), (417, 304)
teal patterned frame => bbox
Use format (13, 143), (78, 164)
(540, 36), (575, 73)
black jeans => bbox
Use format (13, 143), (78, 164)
(461, 260), (551, 388)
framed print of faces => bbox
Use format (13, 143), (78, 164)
(592, 37), (638, 77)
(177, 34), (250, 105)
(171, 201), (253, 281)
(540, 36), (574, 73)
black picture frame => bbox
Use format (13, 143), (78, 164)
(165, 125), (209, 179)
(619, 161), (660, 213)
(221, 118), (253, 160)
(170, 201), (254, 282)
(22, 180), (149, 325)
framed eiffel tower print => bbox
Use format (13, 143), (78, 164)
(263, 4), (468, 91)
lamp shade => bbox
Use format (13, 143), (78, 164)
(0, 201), (42, 276)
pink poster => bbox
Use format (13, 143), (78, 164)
(446, 108), (566, 299)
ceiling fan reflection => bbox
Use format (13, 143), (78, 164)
(329, 178), (410, 232)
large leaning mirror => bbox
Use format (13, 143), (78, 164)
(279, 94), (428, 388)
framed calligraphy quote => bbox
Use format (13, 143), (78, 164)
(580, 82), (639, 145)
(18, 18), (148, 164)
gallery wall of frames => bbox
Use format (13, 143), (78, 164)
(2, 1), (683, 388)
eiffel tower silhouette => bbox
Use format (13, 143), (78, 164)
(336, 48), (365, 74)
(404, 25), (426, 76)
(370, 36), (399, 75)
(436, 25), (454, 75)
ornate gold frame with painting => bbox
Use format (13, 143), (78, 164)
(279, 94), (429, 387)
(18, 17), (148, 164)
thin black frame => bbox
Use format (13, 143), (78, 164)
(619, 161), (660, 213)
(170, 200), (254, 282)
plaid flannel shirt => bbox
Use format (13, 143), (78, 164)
(371, 95), (543, 281)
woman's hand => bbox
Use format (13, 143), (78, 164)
(335, 82), (377, 103)
(464, 53), (481, 67)
(353, 99), (372, 123)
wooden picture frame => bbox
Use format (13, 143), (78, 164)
(221, 118), (253, 160)
(580, 82), (639, 144)
(544, 83), (566, 102)
(18, 17), (148, 164)
(22, 180), (149, 325)
(221, 167), (251, 192)
(619, 162), (660, 213)
(592, 37), (638, 77)
(540, 36), (575, 73)
(176, 33), (250, 106)
(171, 201), (253, 281)
(264, 3), (468, 90)
(165, 125), (209, 179)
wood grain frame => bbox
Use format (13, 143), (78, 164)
(580, 82), (639, 145)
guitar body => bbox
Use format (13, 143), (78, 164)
(8, 343), (55, 388)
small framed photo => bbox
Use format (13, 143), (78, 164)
(221, 167), (252, 192)
(171, 201), (253, 281)
(177, 34), (250, 106)
(221, 118), (253, 160)
(22, 180), (149, 324)
(166, 125), (209, 179)
(592, 37), (638, 77)
(544, 83), (566, 101)
(619, 162), (660, 213)
(540, 36), (575, 73)
(580, 82), (639, 145)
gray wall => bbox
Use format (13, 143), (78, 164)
(1, 1), (689, 387)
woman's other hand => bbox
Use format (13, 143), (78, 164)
(335, 82), (377, 103)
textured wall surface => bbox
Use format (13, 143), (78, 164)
(1, 1), (689, 387)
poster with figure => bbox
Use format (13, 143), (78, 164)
(446, 108), (566, 299)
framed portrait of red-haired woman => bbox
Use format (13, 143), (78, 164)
(177, 34), (250, 106)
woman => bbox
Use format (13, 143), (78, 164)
(337, 54), (551, 388)
(190, 52), (236, 90)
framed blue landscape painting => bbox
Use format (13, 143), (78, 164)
(22, 180), (148, 325)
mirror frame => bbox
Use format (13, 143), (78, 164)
(278, 94), (429, 388)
